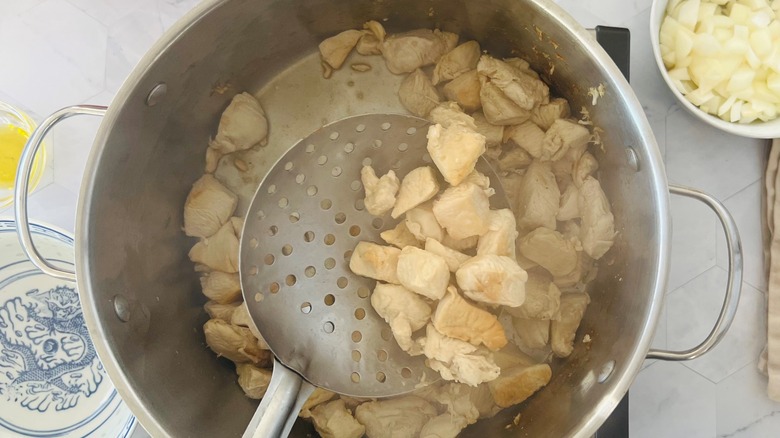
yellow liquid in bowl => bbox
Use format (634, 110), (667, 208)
(0, 124), (29, 188)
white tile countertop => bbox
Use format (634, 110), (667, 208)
(0, 0), (778, 437)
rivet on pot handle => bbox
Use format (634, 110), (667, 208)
(646, 184), (743, 361)
(14, 105), (107, 282)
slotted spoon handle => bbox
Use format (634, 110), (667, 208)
(243, 359), (315, 438)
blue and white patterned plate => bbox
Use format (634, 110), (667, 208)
(0, 219), (136, 437)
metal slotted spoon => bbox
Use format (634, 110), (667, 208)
(239, 113), (508, 437)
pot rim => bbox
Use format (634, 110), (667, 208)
(75, 0), (671, 436)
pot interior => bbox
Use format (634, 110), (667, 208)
(79, 0), (669, 436)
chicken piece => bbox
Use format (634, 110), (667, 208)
(364, 20), (386, 41)
(518, 227), (578, 277)
(361, 165), (400, 216)
(432, 183), (491, 240)
(188, 219), (240, 273)
(497, 146), (533, 172)
(380, 220), (421, 248)
(573, 152), (599, 187)
(442, 233), (479, 252)
(396, 247), (450, 300)
(477, 55), (549, 110)
(229, 216), (244, 238)
(392, 166), (440, 218)
(205, 146), (221, 173)
(488, 363), (552, 408)
(381, 29), (458, 74)
(339, 395), (371, 410)
(479, 79), (531, 125)
(579, 176), (616, 260)
(432, 41), (481, 85)
(557, 183), (580, 221)
(461, 169), (494, 194)
(419, 413), (469, 438)
(416, 383), (480, 424)
(203, 319), (271, 365)
(300, 388), (338, 418)
(183, 174), (238, 238)
(471, 112), (504, 148)
(426, 123), (486, 186)
(349, 241), (401, 284)
(230, 303), (269, 348)
(477, 209), (519, 260)
(506, 270), (561, 320)
(209, 92), (268, 155)
(514, 161), (560, 231)
(425, 238), (470, 272)
(199, 271), (241, 304)
(443, 70), (482, 112)
(371, 283), (432, 353)
(319, 29), (363, 69)
(429, 101), (477, 129)
(399, 69), (441, 117)
(456, 255), (527, 308)
(355, 396), (438, 438)
(204, 300), (240, 322)
(405, 201), (444, 242)
(356, 20), (386, 55)
(511, 317), (550, 351)
(505, 121), (546, 159)
(541, 119), (590, 162)
(421, 324), (501, 386)
(433, 286), (508, 350)
(553, 251), (595, 289)
(530, 97), (571, 131)
(502, 57), (538, 79)
(311, 399), (366, 438)
(236, 363), (272, 399)
(551, 293), (590, 357)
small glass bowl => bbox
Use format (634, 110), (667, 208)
(0, 101), (47, 209)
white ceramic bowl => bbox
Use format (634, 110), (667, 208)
(650, 0), (780, 139)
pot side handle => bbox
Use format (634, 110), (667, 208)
(14, 105), (107, 282)
(646, 184), (744, 361)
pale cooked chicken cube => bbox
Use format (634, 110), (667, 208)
(553, 251), (595, 289)
(421, 324), (501, 386)
(311, 399), (366, 438)
(432, 286), (508, 350)
(300, 388), (338, 418)
(361, 165), (400, 216)
(203, 319), (271, 365)
(505, 121), (545, 159)
(517, 227), (578, 277)
(551, 293), (591, 357)
(429, 101), (477, 129)
(477, 209), (519, 260)
(442, 233), (479, 252)
(471, 112), (504, 148)
(183, 174), (238, 238)
(443, 70), (482, 112)
(461, 170), (494, 196)
(209, 92), (268, 154)
(506, 270), (561, 320)
(399, 69), (441, 117)
(497, 146), (533, 172)
(371, 283), (432, 354)
(530, 97), (571, 131)
(381, 29), (458, 74)
(349, 241), (401, 284)
(573, 151), (599, 187)
(236, 363), (272, 399)
(319, 29), (363, 69)
(541, 119), (590, 162)
(420, 414), (469, 438)
(510, 317), (550, 351)
(557, 183), (580, 221)
(200, 271), (241, 304)
(477, 55), (549, 118)
(415, 383), (481, 424)
(514, 161), (560, 231)
(488, 363), (552, 408)
(479, 79), (531, 125)
(425, 238), (470, 272)
(356, 20), (386, 55)
(397, 247), (450, 300)
(380, 221), (421, 248)
(405, 201), (444, 243)
(230, 303), (269, 348)
(579, 176), (616, 260)
(456, 255), (527, 308)
(204, 300), (240, 322)
(426, 124), (486, 186)
(392, 166), (440, 218)
(204, 146), (221, 173)
(432, 183), (491, 239)
(188, 219), (240, 273)
(432, 41), (481, 85)
(355, 396), (438, 438)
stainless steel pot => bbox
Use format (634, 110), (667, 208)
(14, 0), (743, 436)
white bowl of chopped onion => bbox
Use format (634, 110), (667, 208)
(651, 0), (780, 138)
